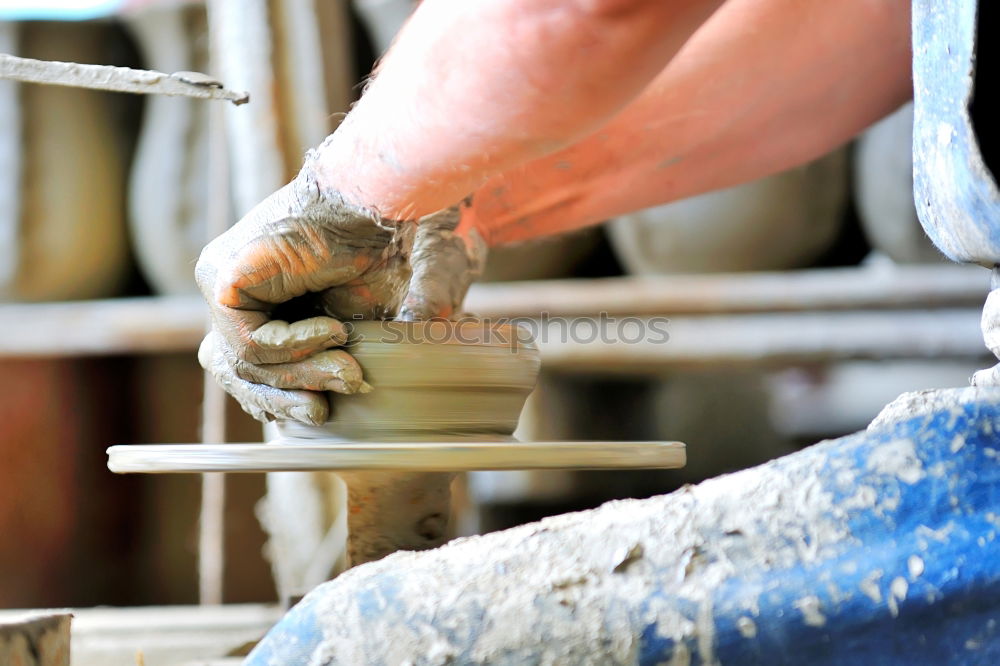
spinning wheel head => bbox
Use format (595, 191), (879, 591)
(107, 319), (687, 474)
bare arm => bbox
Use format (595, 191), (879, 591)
(462, 0), (913, 245)
(315, 0), (724, 220)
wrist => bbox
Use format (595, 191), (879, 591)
(306, 118), (423, 221)
(307, 115), (481, 221)
(292, 148), (413, 242)
(305, 131), (372, 211)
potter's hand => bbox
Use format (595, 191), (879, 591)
(195, 158), (415, 425)
(398, 205), (487, 321)
(973, 269), (1000, 387)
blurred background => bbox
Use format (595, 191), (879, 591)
(0, 0), (990, 611)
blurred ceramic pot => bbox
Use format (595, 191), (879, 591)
(854, 102), (944, 263)
(0, 21), (129, 301)
(607, 149), (848, 274)
(125, 6), (212, 294)
(480, 229), (602, 282)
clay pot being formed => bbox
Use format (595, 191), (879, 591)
(278, 320), (541, 443)
(267, 320), (540, 576)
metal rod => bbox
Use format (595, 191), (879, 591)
(0, 52), (248, 104)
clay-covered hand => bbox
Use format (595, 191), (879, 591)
(196, 156), (488, 425)
(195, 157), (416, 426)
(972, 269), (1000, 387)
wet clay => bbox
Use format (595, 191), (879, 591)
(279, 320), (540, 566)
(335, 470), (455, 565)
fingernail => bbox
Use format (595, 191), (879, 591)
(327, 379), (371, 394)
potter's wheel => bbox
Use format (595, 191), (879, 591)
(107, 320), (686, 474)
(106, 439), (686, 473)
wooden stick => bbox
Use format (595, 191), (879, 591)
(0, 26), (20, 293)
(197, 11), (233, 605)
(198, 374), (227, 606)
(0, 53), (248, 104)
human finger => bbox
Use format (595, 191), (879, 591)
(199, 332), (330, 424)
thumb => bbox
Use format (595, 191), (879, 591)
(397, 207), (487, 321)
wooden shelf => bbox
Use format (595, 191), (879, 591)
(0, 265), (990, 367)
(0, 604), (281, 666)
(466, 264), (990, 317)
(536, 308), (988, 373)
(0, 295), (206, 357)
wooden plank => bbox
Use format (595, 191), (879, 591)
(534, 308), (988, 373)
(0, 302), (986, 364)
(0, 295), (206, 356)
(0, 605), (280, 666)
(0, 267), (989, 359)
(464, 264), (990, 317)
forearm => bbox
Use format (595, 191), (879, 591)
(465, 0), (913, 245)
(315, 0), (723, 219)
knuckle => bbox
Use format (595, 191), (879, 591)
(203, 342), (282, 424)
(237, 343), (276, 365)
(230, 356), (266, 384)
(221, 323), (272, 365)
(194, 243), (220, 292)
